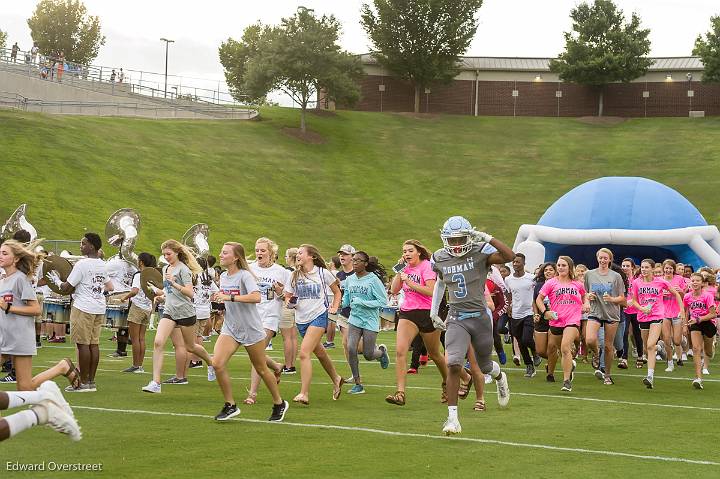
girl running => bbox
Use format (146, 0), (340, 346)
(279, 248), (298, 374)
(620, 258), (643, 369)
(142, 240), (215, 393)
(0, 240), (42, 391)
(386, 240), (469, 406)
(630, 259), (684, 389)
(683, 273), (717, 389)
(342, 251), (390, 394)
(536, 256), (588, 392)
(532, 262), (557, 360)
(283, 244), (344, 404)
(210, 242), (288, 421)
(661, 259), (687, 372)
(245, 237), (287, 404)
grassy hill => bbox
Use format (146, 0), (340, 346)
(2, 107), (719, 262)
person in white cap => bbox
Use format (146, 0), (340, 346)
(330, 244), (356, 361)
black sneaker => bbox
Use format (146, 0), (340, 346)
(561, 380), (572, 392)
(1, 360), (11, 372)
(546, 373), (555, 383)
(282, 366), (297, 375)
(188, 360), (203, 369)
(268, 400), (289, 422)
(0, 374), (17, 383)
(215, 402), (240, 421)
(162, 377), (188, 385)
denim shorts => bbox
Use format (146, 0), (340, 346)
(297, 311), (328, 338)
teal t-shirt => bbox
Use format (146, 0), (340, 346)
(341, 272), (388, 332)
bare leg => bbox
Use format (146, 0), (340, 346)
(395, 319), (419, 392)
(213, 334), (240, 404)
(150, 318), (176, 384)
(421, 329), (449, 382)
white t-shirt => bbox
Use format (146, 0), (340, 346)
(67, 258), (107, 315)
(249, 262), (290, 323)
(194, 279), (219, 319)
(504, 272), (535, 318)
(284, 266), (337, 325)
(106, 257), (136, 293)
(130, 272), (152, 311)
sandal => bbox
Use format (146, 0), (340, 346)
(385, 390), (406, 406)
(243, 392), (257, 405)
(62, 358), (81, 389)
(458, 376), (473, 400)
(332, 377), (344, 401)
(473, 399), (486, 412)
(441, 382), (447, 403)
(292, 394), (309, 405)
(635, 358), (644, 369)
(618, 359), (628, 369)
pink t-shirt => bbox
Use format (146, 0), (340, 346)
(539, 278), (585, 327)
(662, 275), (687, 319)
(683, 291), (716, 325)
(631, 277), (672, 322)
(400, 260), (436, 311)
(624, 277), (639, 314)
(704, 286), (719, 308)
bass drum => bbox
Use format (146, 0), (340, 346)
(43, 295), (71, 323)
(105, 292), (130, 328)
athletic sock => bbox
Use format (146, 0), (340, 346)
(489, 361), (501, 380)
(6, 410), (39, 437)
(447, 406), (458, 420)
(6, 390), (46, 409)
(648, 368), (654, 378)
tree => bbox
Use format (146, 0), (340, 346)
(220, 7), (363, 133)
(0, 28), (7, 51)
(361, 0), (484, 113)
(693, 16), (720, 83)
(27, 0), (105, 65)
(550, 0), (651, 116)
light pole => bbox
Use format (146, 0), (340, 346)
(160, 37), (174, 99)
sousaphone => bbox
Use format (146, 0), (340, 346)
(1, 204), (38, 241)
(105, 208), (140, 267)
(182, 223), (210, 258)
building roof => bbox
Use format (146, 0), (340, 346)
(359, 53), (704, 72)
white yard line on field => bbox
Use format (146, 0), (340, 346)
(72, 405), (719, 466)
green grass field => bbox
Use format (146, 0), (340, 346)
(1, 107), (719, 262)
(1, 327), (718, 478)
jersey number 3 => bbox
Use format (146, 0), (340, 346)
(451, 273), (467, 299)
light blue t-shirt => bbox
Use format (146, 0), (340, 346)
(341, 272), (388, 332)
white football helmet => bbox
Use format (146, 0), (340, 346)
(441, 216), (475, 257)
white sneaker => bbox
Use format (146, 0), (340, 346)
(142, 381), (161, 393)
(702, 367), (710, 375)
(665, 363), (674, 372)
(681, 352), (688, 361)
(692, 378), (703, 390)
(672, 353), (678, 361)
(484, 374), (493, 384)
(657, 341), (667, 361)
(34, 400), (82, 441)
(495, 371), (510, 408)
(687, 349), (694, 358)
(442, 416), (462, 436)
(207, 365), (216, 382)
(38, 381), (74, 418)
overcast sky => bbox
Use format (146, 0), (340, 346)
(2, 0), (718, 102)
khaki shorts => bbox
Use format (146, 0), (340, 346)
(35, 294), (44, 324)
(70, 306), (104, 345)
(335, 313), (349, 330)
(195, 319), (208, 337)
(127, 303), (152, 326)
(279, 308), (295, 330)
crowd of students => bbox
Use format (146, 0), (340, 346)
(0, 217), (717, 441)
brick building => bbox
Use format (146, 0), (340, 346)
(345, 54), (718, 117)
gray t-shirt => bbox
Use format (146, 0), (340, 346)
(163, 263), (196, 319)
(432, 243), (493, 314)
(584, 269), (626, 321)
(219, 269), (266, 346)
(0, 271), (38, 356)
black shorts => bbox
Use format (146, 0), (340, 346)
(163, 314), (197, 327)
(549, 324), (580, 336)
(399, 309), (435, 334)
(638, 319), (663, 330)
(588, 316), (620, 326)
(689, 321), (717, 338)
(534, 318), (550, 333)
